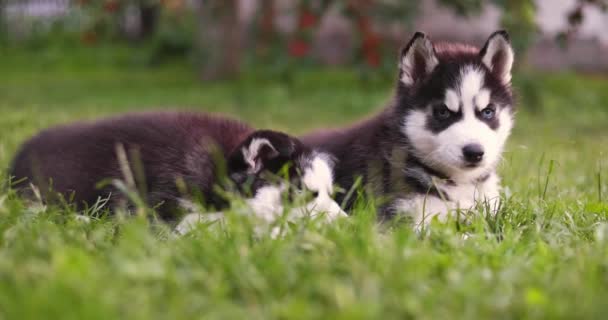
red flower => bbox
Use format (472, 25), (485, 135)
(299, 11), (317, 29)
(81, 31), (98, 45)
(362, 33), (380, 51)
(288, 40), (310, 57)
(103, 0), (119, 13)
(361, 32), (381, 67)
(364, 51), (380, 67)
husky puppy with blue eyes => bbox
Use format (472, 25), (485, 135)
(302, 31), (515, 228)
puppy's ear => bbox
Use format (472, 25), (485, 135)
(479, 30), (514, 85)
(399, 32), (438, 86)
(228, 130), (297, 175)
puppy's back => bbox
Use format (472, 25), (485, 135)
(10, 111), (254, 215)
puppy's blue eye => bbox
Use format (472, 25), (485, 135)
(433, 104), (452, 120)
(481, 105), (496, 120)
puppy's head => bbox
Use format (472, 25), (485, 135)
(227, 130), (309, 193)
(228, 130), (345, 220)
(396, 31), (515, 182)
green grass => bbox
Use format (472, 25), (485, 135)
(1, 47), (608, 319)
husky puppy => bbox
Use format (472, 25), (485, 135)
(226, 130), (346, 225)
(175, 145), (345, 236)
(301, 31), (515, 228)
(10, 112), (345, 223)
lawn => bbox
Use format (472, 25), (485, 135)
(1, 47), (608, 319)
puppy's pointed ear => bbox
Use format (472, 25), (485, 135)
(228, 130), (299, 175)
(399, 32), (438, 86)
(480, 30), (514, 84)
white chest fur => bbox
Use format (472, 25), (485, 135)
(392, 172), (501, 229)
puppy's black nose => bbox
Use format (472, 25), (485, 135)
(462, 144), (484, 163)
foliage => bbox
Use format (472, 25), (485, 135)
(438, 0), (536, 53)
(2, 0), (606, 79)
(439, 0), (607, 52)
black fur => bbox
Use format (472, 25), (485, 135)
(227, 129), (312, 196)
(425, 102), (464, 133)
(10, 112), (308, 220)
(301, 32), (515, 218)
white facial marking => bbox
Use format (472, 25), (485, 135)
(403, 109), (436, 161)
(241, 138), (275, 174)
(403, 66), (513, 183)
(460, 67), (484, 108)
(444, 89), (459, 112)
(475, 89), (491, 111)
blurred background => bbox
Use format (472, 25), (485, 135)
(1, 0), (607, 78)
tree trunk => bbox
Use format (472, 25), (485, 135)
(197, 0), (242, 81)
(257, 0), (276, 57)
(346, 0), (381, 67)
(139, 4), (159, 39)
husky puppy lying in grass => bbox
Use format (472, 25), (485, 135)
(9, 112), (346, 231)
(302, 31), (516, 229)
